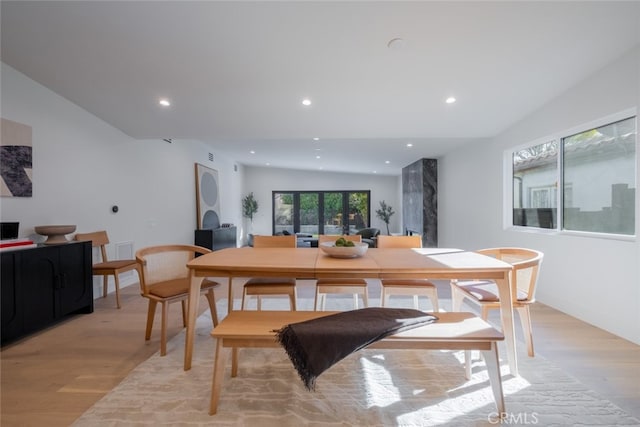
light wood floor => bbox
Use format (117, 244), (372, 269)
(1, 279), (639, 426)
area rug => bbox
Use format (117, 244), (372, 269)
(73, 299), (640, 427)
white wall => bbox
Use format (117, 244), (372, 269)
(1, 63), (243, 295)
(439, 46), (640, 344)
(242, 166), (401, 244)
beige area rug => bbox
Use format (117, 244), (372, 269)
(73, 298), (640, 427)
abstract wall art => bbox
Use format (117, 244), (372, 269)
(195, 163), (220, 229)
(1, 118), (33, 197)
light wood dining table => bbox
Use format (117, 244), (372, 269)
(184, 247), (519, 375)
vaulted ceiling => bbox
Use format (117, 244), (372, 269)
(2, 1), (639, 175)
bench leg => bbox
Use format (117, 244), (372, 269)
(481, 342), (505, 415)
(209, 339), (228, 415)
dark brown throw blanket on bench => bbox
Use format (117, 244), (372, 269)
(275, 307), (438, 390)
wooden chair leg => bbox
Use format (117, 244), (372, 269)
(464, 350), (472, 380)
(102, 276), (109, 299)
(380, 288), (388, 307)
(450, 284), (464, 312)
(145, 299), (157, 340)
(363, 287), (369, 308)
(113, 274), (122, 309)
(160, 301), (169, 356)
(353, 293), (359, 309)
(206, 289), (219, 326)
(517, 305), (535, 357)
(429, 292), (439, 313)
(290, 287), (297, 310)
(412, 295), (419, 310)
(314, 287), (321, 311)
(180, 300), (187, 327)
(241, 288), (248, 310)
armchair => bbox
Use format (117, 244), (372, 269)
(355, 227), (380, 248)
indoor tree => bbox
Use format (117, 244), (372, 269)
(375, 200), (395, 235)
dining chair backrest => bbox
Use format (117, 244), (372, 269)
(376, 235), (422, 249)
(318, 234), (362, 244)
(75, 230), (111, 262)
(252, 235), (297, 248)
(477, 247), (543, 302)
(135, 244), (211, 295)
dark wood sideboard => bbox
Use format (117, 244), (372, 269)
(194, 227), (237, 252)
(1, 241), (93, 346)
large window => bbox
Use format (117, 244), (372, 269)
(272, 191), (370, 235)
(511, 113), (636, 236)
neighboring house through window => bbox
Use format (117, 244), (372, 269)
(509, 111), (636, 237)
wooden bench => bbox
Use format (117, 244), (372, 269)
(209, 311), (505, 415)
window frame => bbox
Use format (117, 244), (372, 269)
(504, 108), (637, 241)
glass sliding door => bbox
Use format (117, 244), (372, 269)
(348, 191), (369, 234)
(299, 192), (319, 235)
(323, 192), (343, 235)
(273, 192), (294, 235)
(273, 190), (370, 236)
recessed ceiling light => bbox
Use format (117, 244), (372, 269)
(316, 155), (321, 159)
(313, 137), (320, 141)
(249, 150), (255, 154)
(159, 98), (171, 107)
(406, 143), (413, 147)
(302, 98), (312, 106)
(385, 160), (390, 164)
(387, 37), (405, 50)
(373, 171), (377, 174)
(265, 162), (270, 166)
(445, 96), (456, 104)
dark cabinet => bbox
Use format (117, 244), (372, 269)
(1, 241), (93, 345)
(195, 227), (237, 251)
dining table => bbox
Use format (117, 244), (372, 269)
(184, 246), (519, 375)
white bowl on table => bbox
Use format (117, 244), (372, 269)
(319, 241), (369, 258)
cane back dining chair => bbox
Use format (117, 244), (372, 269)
(376, 235), (439, 312)
(450, 247), (543, 358)
(135, 244), (221, 356)
(242, 235), (297, 310)
(74, 230), (141, 309)
(315, 234), (369, 311)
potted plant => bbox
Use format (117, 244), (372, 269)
(242, 192), (259, 245)
(375, 200), (395, 235)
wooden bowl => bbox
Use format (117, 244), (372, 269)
(34, 225), (76, 245)
(319, 241), (368, 258)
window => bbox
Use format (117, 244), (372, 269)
(272, 191), (370, 235)
(510, 113), (636, 236)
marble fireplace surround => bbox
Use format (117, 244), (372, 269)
(402, 158), (437, 248)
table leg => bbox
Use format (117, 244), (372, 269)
(184, 271), (202, 371)
(496, 272), (518, 376)
(209, 338), (228, 415)
(482, 342), (505, 415)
